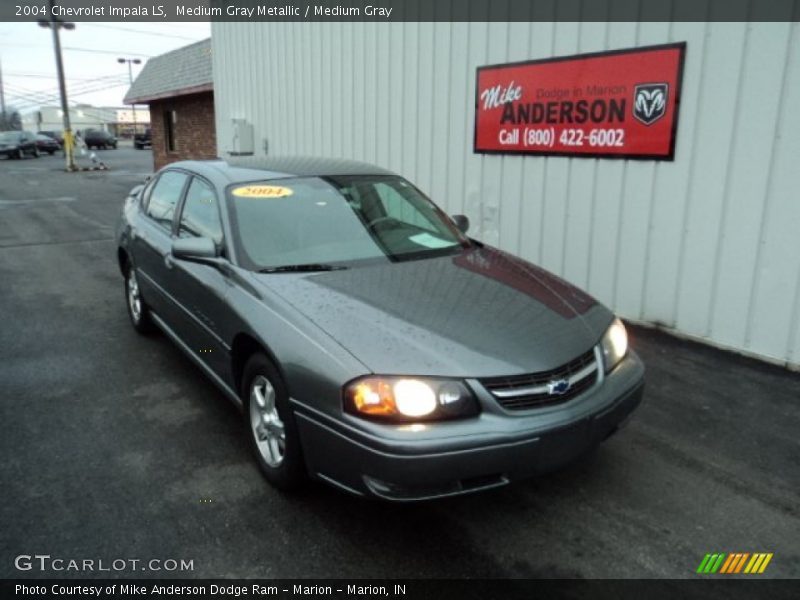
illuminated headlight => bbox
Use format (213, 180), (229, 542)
(600, 317), (628, 372)
(344, 377), (479, 422)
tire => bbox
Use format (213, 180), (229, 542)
(242, 354), (306, 491)
(124, 264), (155, 334)
(48, 150), (55, 155)
(16, 148), (24, 159)
(33, 147), (40, 158)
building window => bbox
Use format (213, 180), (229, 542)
(164, 109), (177, 152)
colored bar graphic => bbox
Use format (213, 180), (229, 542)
(710, 554), (725, 573)
(758, 553), (773, 573)
(697, 553), (726, 574)
(734, 553), (749, 573)
(696, 554), (713, 573)
(698, 552), (773, 575)
(744, 554), (761, 574)
(719, 553), (736, 573)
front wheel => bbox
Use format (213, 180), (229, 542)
(125, 266), (155, 334)
(243, 355), (306, 491)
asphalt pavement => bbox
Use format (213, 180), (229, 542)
(0, 147), (798, 579)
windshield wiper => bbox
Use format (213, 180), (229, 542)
(258, 263), (348, 273)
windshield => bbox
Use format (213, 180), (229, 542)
(227, 175), (471, 270)
(0, 132), (21, 143)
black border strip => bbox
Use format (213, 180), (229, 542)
(3, 0), (798, 22)
(473, 42), (687, 161)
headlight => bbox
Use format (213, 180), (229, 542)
(600, 317), (628, 372)
(344, 376), (479, 422)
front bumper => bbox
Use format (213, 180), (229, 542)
(294, 351), (645, 501)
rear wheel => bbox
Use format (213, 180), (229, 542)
(124, 265), (155, 334)
(16, 148), (24, 159)
(243, 354), (306, 491)
(32, 147), (40, 158)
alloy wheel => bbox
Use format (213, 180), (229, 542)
(249, 375), (286, 467)
(127, 270), (142, 323)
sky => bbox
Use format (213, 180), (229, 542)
(0, 22), (211, 114)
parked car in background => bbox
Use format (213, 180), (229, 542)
(37, 130), (64, 145)
(134, 128), (152, 149)
(34, 134), (61, 155)
(115, 156), (645, 501)
(0, 131), (39, 159)
(83, 129), (117, 150)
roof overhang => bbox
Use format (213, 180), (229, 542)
(124, 82), (213, 105)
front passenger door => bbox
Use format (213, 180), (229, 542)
(165, 177), (232, 380)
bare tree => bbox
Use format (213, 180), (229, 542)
(0, 106), (22, 130)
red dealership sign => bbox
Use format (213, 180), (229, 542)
(474, 43), (686, 160)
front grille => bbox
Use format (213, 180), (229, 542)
(480, 348), (599, 410)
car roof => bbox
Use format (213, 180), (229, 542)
(166, 156), (397, 183)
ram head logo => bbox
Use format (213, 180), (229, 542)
(633, 83), (669, 125)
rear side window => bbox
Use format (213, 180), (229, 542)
(178, 178), (223, 244)
(146, 171), (188, 229)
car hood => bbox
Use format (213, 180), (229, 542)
(252, 246), (614, 377)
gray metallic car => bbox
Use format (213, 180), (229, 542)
(116, 157), (644, 501)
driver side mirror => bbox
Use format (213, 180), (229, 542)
(172, 237), (218, 261)
(451, 214), (470, 234)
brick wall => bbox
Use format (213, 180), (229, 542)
(149, 92), (216, 170)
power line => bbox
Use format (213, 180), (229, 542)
(0, 43), (152, 58)
(81, 24), (200, 41)
(5, 79), (131, 111)
(7, 87), (141, 123)
(5, 76), (129, 102)
(5, 71), (126, 81)
(63, 46), (152, 57)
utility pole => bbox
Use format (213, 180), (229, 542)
(118, 57), (141, 137)
(0, 56), (6, 116)
(38, 0), (75, 171)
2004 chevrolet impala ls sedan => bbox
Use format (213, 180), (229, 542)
(116, 157), (644, 501)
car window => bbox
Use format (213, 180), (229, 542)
(227, 175), (469, 270)
(372, 182), (439, 233)
(146, 171), (188, 230)
(178, 178), (223, 244)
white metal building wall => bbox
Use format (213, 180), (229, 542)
(211, 21), (800, 368)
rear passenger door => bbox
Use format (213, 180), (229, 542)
(130, 170), (189, 328)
